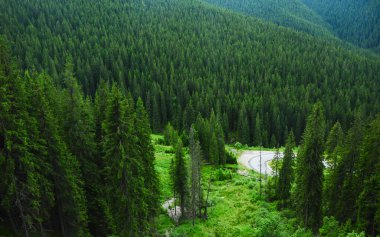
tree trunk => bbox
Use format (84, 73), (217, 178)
(7, 210), (17, 236)
(14, 180), (30, 237)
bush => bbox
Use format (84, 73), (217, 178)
(225, 150), (237, 164)
(212, 168), (233, 181)
(251, 207), (295, 237)
(319, 216), (341, 237)
(319, 216), (365, 237)
(155, 137), (166, 145)
(291, 228), (313, 237)
(163, 122), (179, 146)
(233, 142), (243, 149)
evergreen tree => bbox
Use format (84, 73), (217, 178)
(134, 98), (160, 230)
(61, 56), (105, 236)
(325, 121), (344, 168)
(237, 108), (249, 145)
(254, 114), (262, 146)
(324, 121), (344, 218)
(189, 126), (203, 225)
(102, 84), (140, 236)
(356, 116), (380, 235)
(216, 124), (226, 165)
(276, 131), (295, 208)
(0, 43), (44, 237)
(173, 140), (188, 219)
(209, 132), (220, 165)
(294, 103), (325, 233)
(333, 115), (364, 224)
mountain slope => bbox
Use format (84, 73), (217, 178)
(0, 0), (379, 146)
(203, 0), (380, 52)
(202, 0), (334, 38)
(302, 0), (380, 52)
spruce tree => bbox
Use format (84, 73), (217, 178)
(61, 56), (109, 236)
(254, 114), (262, 146)
(209, 132), (220, 165)
(333, 115), (364, 224)
(173, 140), (188, 219)
(0, 43), (43, 237)
(324, 121), (344, 217)
(294, 103), (325, 233)
(356, 116), (380, 235)
(216, 123), (226, 165)
(237, 108), (249, 145)
(325, 121), (344, 168)
(134, 98), (160, 230)
(276, 131), (295, 208)
(102, 84), (139, 236)
(189, 126), (203, 225)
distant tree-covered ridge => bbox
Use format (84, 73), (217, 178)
(204, 0), (380, 52)
(0, 0), (379, 147)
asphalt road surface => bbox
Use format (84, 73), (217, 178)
(238, 150), (282, 176)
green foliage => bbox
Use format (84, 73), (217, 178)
(212, 168), (233, 181)
(356, 115), (380, 235)
(204, 0), (334, 38)
(295, 103), (325, 232)
(173, 140), (189, 217)
(302, 0), (380, 51)
(0, 39), (160, 236)
(1, 0), (379, 147)
(225, 151), (237, 164)
(163, 123), (179, 147)
(276, 131), (296, 208)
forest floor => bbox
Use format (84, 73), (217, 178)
(153, 135), (301, 236)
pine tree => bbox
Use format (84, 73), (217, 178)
(323, 121), (344, 217)
(356, 116), (380, 235)
(32, 73), (90, 237)
(333, 115), (364, 224)
(237, 108), (249, 145)
(294, 103), (325, 233)
(216, 123), (226, 165)
(254, 114), (262, 146)
(276, 131), (295, 209)
(209, 132), (219, 165)
(134, 98), (160, 231)
(0, 42), (43, 237)
(325, 121), (344, 168)
(61, 56), (109, 236)
(102, 84), (140, 236)
(173, 140), (188, 219)
(189, 126), (203, 225)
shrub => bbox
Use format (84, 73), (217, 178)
(225, 150), (237, 164)
(212, 168), (233, 181)
(233, 142), (243, 149)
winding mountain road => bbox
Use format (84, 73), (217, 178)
(238, 150), (282, 176)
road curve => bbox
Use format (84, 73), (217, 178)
(238, 150), (282, 176)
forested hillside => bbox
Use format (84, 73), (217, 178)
(203, 0), (380, 52)
(0, 40), (160, 236)
(1, 0), (380, 236)
(203, 0), (334, 38)
(302, 0), (380, 52)
(1, 0), (380, 147)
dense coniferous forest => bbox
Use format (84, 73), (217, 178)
(204, 0), (334, 38)
(0, 40), (159, 236)
(302, 0), (380, 52)
(1, 0), (380, 146)
(1, 0), (380, 236)
(205, 0), (380, 52)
